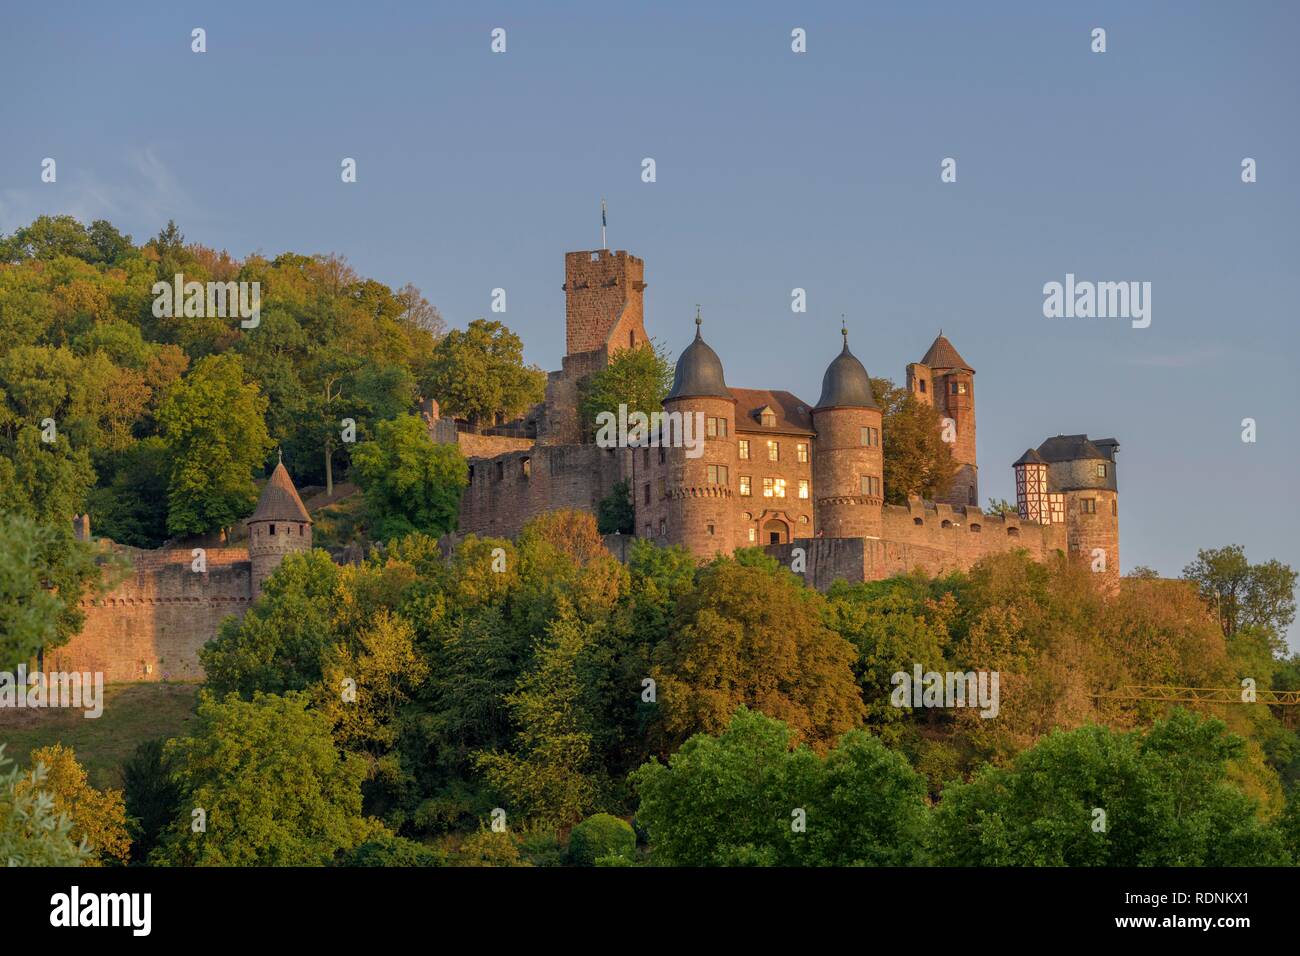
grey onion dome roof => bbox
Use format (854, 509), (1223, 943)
(666, 317), (730, 400)
(815, 330), (878, 410)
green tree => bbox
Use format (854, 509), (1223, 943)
(157, 353), (273, 536)
(871, 376), (954, 504)
(19, 744), (130, 866)
(632, 708), (928, 866)
(201, 549), (342, 698)
(929, 709), (1288, 866)
(474, 614), (604, 829)
(0, 745), (90, 866)
(350, 413), (467, 541)
(121, 738), (183, 864)
(578, 341), (674, 439)
(0, 514), (99, 668)
(422, 319), (545, 430)
(152, 692), (374, 866)
(1183, 545), (1297, 642)
(651, 557), (865, 751)
(596, 479), (634, 535)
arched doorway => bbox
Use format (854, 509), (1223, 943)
(762, 518), (789, 545)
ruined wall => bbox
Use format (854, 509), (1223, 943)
(460, 443), (624, 539)
(52, 553), (252, 684)
(456, 431), (535, 458)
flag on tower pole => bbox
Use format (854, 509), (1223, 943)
(601, 198), (607, 249)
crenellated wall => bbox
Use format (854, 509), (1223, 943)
(764, 501), (1067, 590)
(51, 556), (253, 683)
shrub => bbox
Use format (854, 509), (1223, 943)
(568, 813), (636, 866)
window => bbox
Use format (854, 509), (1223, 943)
(1008, 527), (1020, 537)
(496, 461), (504, 481)
(707, 524), (715, 536)
(860, 475), (880, 497)
(738, 439), (750, 460)
(767, 440), (779, 462)
(707, 464), (728, 485)
(774, 478), (786, 498)
(970, 523), (982, 533)
(739, 476), (751, 497)
(941, 519), (953, 528)
(658, 478), (666, 498)
(521, 457), (530, 478)
(1112, 500), (1117, 516)
(1096, 463), (1107, 478)
(860, 426), (879, 447)
(797, 442), (808, 463)
(1081, 498), (1097, 514)
(644, 483), (651, 505)
(659, 518), (666, 536)
(748, 527), (757, 542)
(706, 417), (727, 439)
(269, 524), (276, 535)
(763, 477), (785, 498)
(644, 523), (652, 538)
(468, 465), (475, 482)
(919, 379), (927, 393)
(798, 479), (809, 499)
(914, 517), (924, 525)
(760, 409), (776, 427)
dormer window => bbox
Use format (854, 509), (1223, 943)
(758, 407), (776, 428)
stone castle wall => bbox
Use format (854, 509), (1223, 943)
(764, 502), (1068, 590)
(51, 554), (253, 684)
(460, 443), (625, 540)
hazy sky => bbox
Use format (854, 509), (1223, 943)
(3, 1), (1298, 641)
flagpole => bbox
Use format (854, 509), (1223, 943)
(601, 198), (607, 250)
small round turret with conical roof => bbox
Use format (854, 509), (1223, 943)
(655, 310), (735, 555)
(247, 452), (313, 598)
(811, 323), (884, 539)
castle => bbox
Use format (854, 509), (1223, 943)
(49, 458), (313, 684)
(446, 246), (1121, 591)
(52, 244), (1120, 685)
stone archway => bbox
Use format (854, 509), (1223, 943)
(762, 517), (790, 545)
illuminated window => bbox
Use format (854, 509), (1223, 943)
(1096, 463), (1107, 478)
(748, 527), (757, 542)
(763, 477), (786, 498)
(767, 441), (779, 462)
(739, 476), (751, 497)
(738, 439), (750, 460)
(798, 479), (809, 499)
(797, 443), (808, 462)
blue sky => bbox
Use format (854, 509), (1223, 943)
(3, 1), (1298, 641)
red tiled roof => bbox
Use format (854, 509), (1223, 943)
(729, 388), (815, 434)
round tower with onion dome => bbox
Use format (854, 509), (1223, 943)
(811, 323), (883, 540)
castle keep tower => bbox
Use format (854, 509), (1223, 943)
(651, 315), (736, 555)
(563, 249), (647, 357)
(247, 458), (312, 598)
(812, 327), (883, 540)
(908, 333), (977, 506)
(541, 250), (650, 445)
